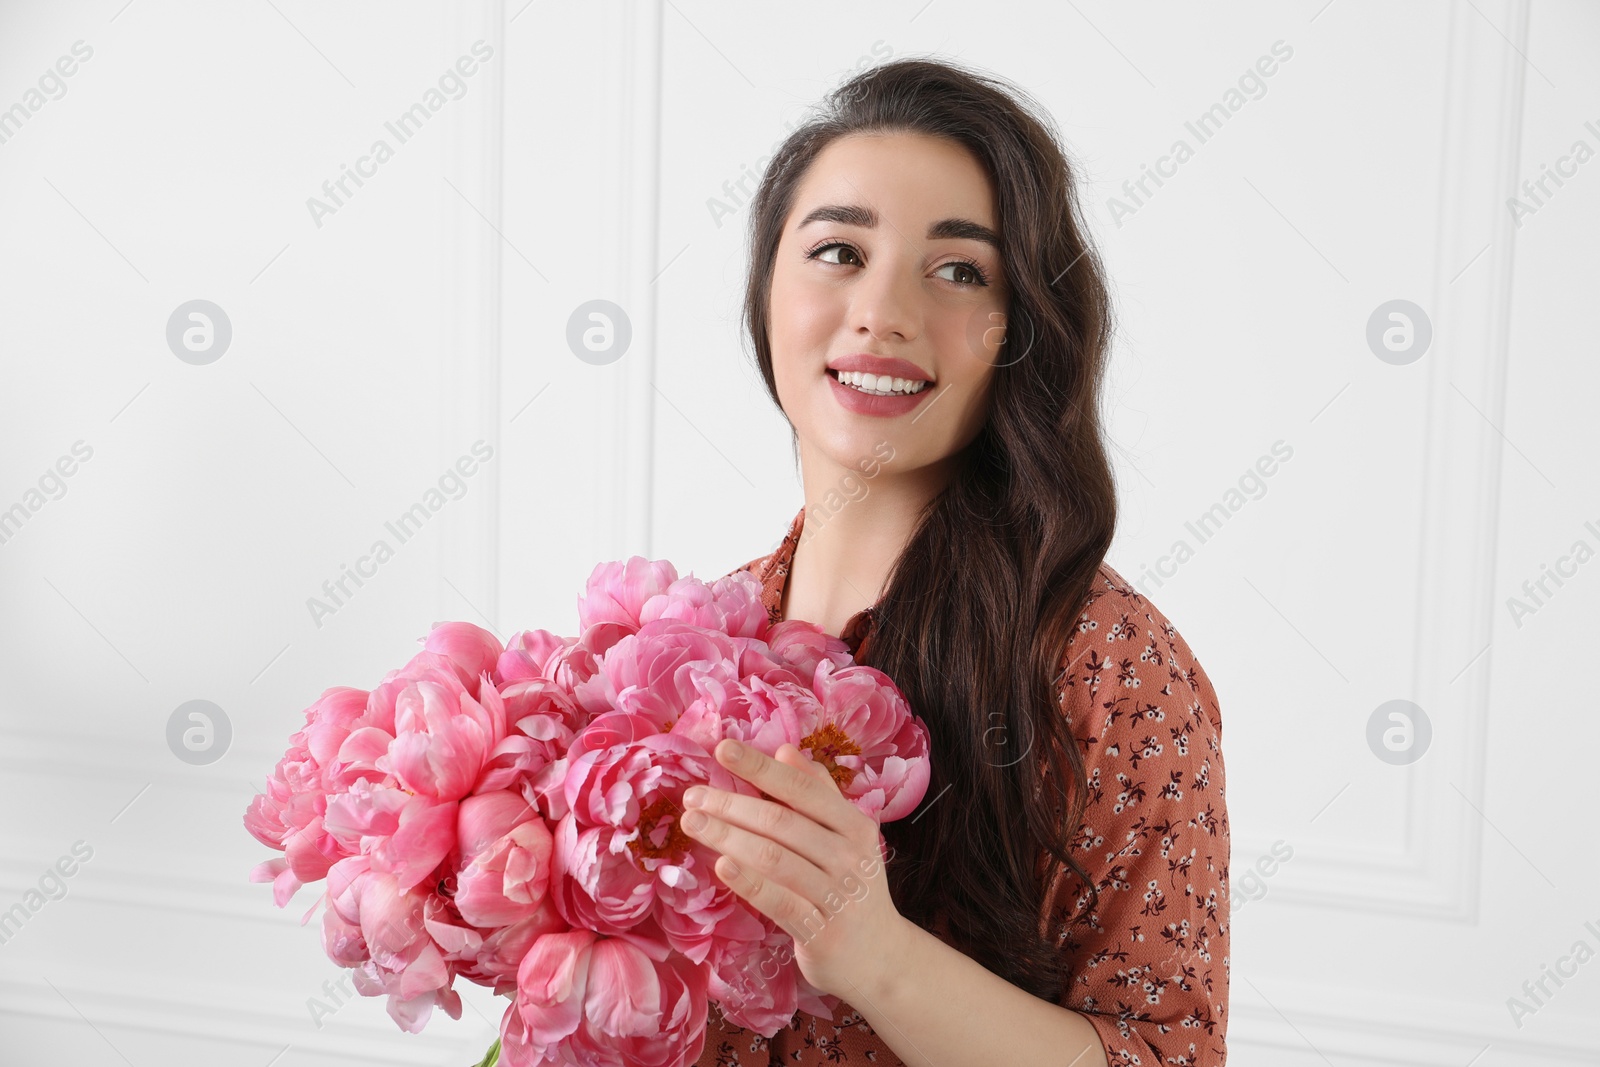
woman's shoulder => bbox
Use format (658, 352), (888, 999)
(1055, 561), (1223, 741)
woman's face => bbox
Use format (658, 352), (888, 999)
(768, 132), (1010, 478)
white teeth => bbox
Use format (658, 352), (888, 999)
(834, 369), (929, 396)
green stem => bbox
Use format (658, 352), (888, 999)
(471, 1037), (500, 1067)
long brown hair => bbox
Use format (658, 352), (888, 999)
(742, 57), (1117, 1002)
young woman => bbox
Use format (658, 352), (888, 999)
(679, 57), (1229, 1067)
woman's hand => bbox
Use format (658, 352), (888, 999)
(678, 738), (913, 1002)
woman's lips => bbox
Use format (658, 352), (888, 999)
(825, 368), (936, 417)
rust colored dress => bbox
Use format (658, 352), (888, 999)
(692, 506), (1230, 1066)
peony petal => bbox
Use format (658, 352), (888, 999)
(378, 797), (458, 892)
(516, 929), (596, 1049)
(583, 937), (661, 1037)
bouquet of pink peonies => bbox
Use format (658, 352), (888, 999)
(244, 559), (931, 1067)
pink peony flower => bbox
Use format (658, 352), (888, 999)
(585, 621), (744, 732)
(497, 628), (578, 685)
(638, 572), (768, 639)
(548, 813), (658, 936)
(762, 619), (854, 680)
(244, 686), (376, 905)
(454, 790), (555, 928)
(553, 713), (764, 963)
(297, 686), (373, 787)
(455, 910), (566, 997)
(499, 929), (710, 1067)
(417, 620), (505, 697)
(322, 856), (464, 1034)
(475, 678), (585, 799)
(387, 672), (507, 802)
(705, 920), (839, 1036)
(805, 658), (931, 821)
(575, 558), (682, 656)
(323, 779), (458, 893)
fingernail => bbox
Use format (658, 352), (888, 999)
(720, 739), (744, 761)
(683, 785), (707, 807)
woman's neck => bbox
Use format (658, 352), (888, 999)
(782, 446), (949, 636)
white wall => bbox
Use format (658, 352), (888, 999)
(0, 2), (1594, 1065)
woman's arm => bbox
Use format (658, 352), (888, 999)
(1044, 567), (1231, 1065)
(846, 918), (1109, 1067)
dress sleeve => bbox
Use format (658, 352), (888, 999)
(1043, 566), (1230, 1066)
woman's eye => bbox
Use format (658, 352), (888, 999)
(935, 260), (987, 286)
(810, 242), (862, 266)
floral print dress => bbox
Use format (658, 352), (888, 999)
(692, 506), (1230, 1066)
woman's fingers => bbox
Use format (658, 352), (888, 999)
(709, 739), (870, 841)
(683, 780), (842, 873)
(679, 805), (833, 929)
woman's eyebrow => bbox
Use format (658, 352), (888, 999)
(797, 203), (1001, 250)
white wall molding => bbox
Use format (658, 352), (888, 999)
(0, 850), (293, 925)
(0, 975), (495, 1066)
(600, 0), (667, 560)
(0, 727), (279, 800)
(619, 1), (665, 559)
(1233, 0), (1531, 920)
(441, 0), (508, 636)
(1230, 972), (1598, 1064)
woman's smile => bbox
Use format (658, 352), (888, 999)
(824, 367), (940, 417)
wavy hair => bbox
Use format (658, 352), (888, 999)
(741, 57), (1119, 1002)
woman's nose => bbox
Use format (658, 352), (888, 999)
(847, 254), (922, 342)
